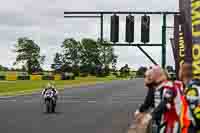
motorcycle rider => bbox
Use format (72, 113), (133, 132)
(42, 83), (58, 104)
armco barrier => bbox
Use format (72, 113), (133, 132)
(6, 73), (17, 81)
(0, 74), (75, 81)
(54, 75), (62, 80)
(30, 75), (42, 80)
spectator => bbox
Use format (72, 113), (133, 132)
(135, 65), (179, 133)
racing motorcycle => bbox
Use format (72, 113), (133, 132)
(43, 89), (56, 113)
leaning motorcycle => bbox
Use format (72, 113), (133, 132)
(44, 90), (56, 113)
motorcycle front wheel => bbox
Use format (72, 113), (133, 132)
(45, 100), (51, 113)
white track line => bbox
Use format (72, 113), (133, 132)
(87, 101), (97, 103)
(0, 99), (16, 102)
(0, 96), (16, 99)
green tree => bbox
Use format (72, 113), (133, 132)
(0, 65), (9, 71)
(79, 38), (100, 75)
(60, 38), (118, 76)
(22, 65), (26, 72)
(112, 58), (117, 72)
(51, 52), (63, 72)
(98, 40), (117, 66)
(120, 64), (130, 78)
(136, 66), (147, 77)
(14, 37), (45, 74)
(97, 40), (118, 76)
(81, 38), (101, 66)
(62, 38), (81, 67)
(61, 38), (82, 75)
(80, 39), (117, 75)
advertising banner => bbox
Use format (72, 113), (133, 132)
(172, 15), (185, 77)
(179, 0), (200, 78)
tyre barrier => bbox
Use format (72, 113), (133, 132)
(6, 73), (17, 81)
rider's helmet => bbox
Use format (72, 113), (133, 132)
(46, 83), (51, 88)
(47, 82), (55, 89)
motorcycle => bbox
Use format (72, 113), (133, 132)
(44, 89), (56, 113)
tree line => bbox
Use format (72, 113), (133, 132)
(12, 37), (118, 77)
(0, 37), (175, 78)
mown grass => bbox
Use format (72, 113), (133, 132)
(0, 76), (119, 96)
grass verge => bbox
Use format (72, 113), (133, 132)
(0, 76), (119, 96)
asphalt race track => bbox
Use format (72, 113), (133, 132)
(0, 78), (147, 133)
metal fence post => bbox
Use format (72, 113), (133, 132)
(162, 14), (167, 68)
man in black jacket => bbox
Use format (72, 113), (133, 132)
(135, 69), (155, 122)
(133, 69), (156, 133)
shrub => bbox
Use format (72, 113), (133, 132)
(71, 75), (75, 80)
(42, 75), (54, 80)
(136, 67), (147, 78)
(17, 76), (30, 80)
(0, 75), (5, 80)
(61, 73), (75, 80)
(80, 73), (88, 77)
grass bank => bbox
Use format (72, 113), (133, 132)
(0, 76), (120, 96)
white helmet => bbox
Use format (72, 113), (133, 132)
(46, 83), (52, 88)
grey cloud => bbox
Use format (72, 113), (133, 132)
(0, 0), (178, 69)
(0, 12), (38, 27)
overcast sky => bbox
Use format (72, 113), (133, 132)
(0, 0), (178, 70)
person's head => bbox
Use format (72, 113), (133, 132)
(144, 69), (154, 86)
(144, 69), (157, 89)
(46, 82), (54, 89)
(179, 62), (192, 85)
(46, 83), (51, 88)
(151, 65), (167, 84)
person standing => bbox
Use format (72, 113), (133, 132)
(134, 68), (155, 133)
(135, 66), (179, 133)
(178, 62), (200, 132)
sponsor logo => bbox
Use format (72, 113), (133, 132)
(192, 0), (200, 78)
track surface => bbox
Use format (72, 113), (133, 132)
(0, 78), (146, 133)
